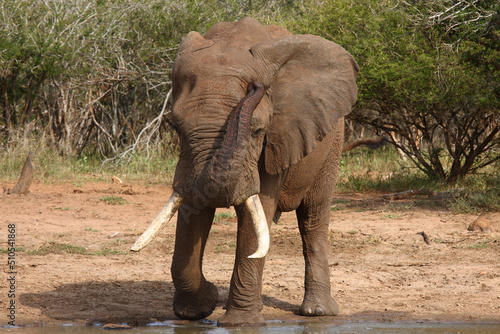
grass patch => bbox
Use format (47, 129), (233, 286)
(448, 175), (500, 213)
(53, 207), (71, 211)
(339, 146), (500, 212)
(0, 138), (178, 185)
(0, 248), (25, 253)
(22, 242), (128, 256)
(468, 242), (492, 249)
(100, 196), (127, 205)
(381, 214), (403, 220)
(27, 242), (87, 255)
(91, 248), (128, 256)
(214, 212), (235, 223)
(339, 146), (439, 193)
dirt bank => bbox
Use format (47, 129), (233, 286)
(1, 181), (499, 326)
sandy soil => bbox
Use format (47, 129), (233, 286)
(1, 180), (499, 327)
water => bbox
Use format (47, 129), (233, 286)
(3, 321), (500, 334)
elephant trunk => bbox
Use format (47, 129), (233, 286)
(196, 81), (265, 208)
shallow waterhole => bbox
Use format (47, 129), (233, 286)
(4, 321), (500, 334)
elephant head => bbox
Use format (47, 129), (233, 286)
(131, 17), (358, 258)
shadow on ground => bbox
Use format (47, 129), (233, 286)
(20, 280), (175, 325)
(20, 281), (300, 325)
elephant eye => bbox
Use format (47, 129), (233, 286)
(253, 128), (263, 137)
(171, 122), (180, 134)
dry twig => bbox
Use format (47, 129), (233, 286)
(417, 231), (431, 245)
(381, 188), (465, 201)
(99, 89), (172, 170)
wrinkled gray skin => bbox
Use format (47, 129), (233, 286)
(169, 17), (358, 326)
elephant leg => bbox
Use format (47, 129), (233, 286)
(296, 201), (338, 316)
(296, 124), (343, 317)
(171, 203), (218, 320)
(218, 173), (285, 326)
(218, 205), (267, 326)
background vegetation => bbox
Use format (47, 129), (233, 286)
(1, 0), (498, 209)
(294, 0), (499, 184)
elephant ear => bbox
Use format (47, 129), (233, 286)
(250, 35), (359, 175)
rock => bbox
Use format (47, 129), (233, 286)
(467, 218), (493, 232)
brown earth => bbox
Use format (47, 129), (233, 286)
(1, 180), (499, 327)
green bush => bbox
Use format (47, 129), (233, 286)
(291, 0), (500, 184)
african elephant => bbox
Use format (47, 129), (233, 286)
(131, 17), (358, 326)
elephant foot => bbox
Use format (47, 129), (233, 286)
(173, 281), (218, 320)
(217, 309), (266, 327)
(300, 292), (339, 316)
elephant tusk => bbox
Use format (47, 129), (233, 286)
(245, 195), (270, 259)
(130, 191), (183, 252)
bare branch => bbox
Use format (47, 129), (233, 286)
(99, 88), (172, 170)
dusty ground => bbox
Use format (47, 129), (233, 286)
(1, 180), (499, 327)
